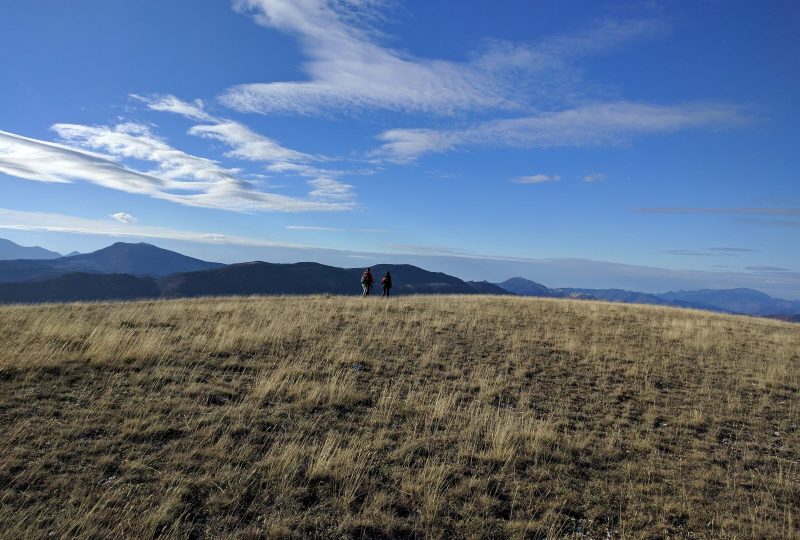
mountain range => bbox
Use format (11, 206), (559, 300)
(0, 238), (62, 260)
(0, 241), (489, 302)
(0, 241), (223, 282)
(0, 238), (797, 319)
(497, 278), (800, 317)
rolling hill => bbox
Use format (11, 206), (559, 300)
(0, 295), (796, 538)
(0, 273), (161, 303)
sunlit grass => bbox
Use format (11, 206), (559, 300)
(0, 295), (797, 538)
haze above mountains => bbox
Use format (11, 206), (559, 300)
(0, 238), (797, 319)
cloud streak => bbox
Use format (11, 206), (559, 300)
(136, 94), (355, 203)
(582, 173), (606, 182)
(663, 249), (720, 257)
(513, 174), (561, 185)
(0, 208), (312, 248)
(286, 225), (343, 232)
(746, 266), (792, 272)
(373, 101), (746, 162)
(0, 126), (353, 212)
(218, 1), (745, 166)
(131, 93), (215, 122)
(708, 247), (759, 253)
(634, 207), (800, 216)
(222, 1), (666, 116)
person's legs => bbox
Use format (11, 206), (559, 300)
(383, 285), (389, 297)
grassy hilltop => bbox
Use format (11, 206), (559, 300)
(0, 296), (798, 538)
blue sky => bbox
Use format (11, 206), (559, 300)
(1, 0), (799, 298)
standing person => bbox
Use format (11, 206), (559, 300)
(381, 271), (392, 297)
(361, 267), (374, 296)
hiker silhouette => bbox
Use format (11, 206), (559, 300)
(360, 268), (374, 296)
(381, 271), (392, 297)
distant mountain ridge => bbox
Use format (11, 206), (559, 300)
(658, 288), (800, 316)
(496, 277), (800, 318)
(0, 238), (796, 320)
(0, 242), (500, 303)
(0, 238), (62, 260)
(467, 281), (513, 295)
(0, 242), (224, 282)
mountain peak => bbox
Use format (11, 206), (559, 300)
(106, 241), (163, 250)
(0, 241), (225, 281)
(0, 237), (62, 260)
(68, 242), (223, 276)
(498, 277), (550, 295)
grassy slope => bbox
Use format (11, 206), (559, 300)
(0, 296), (797, 539)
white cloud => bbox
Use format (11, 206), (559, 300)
(0, 129), (168, 193)
(189, 121), (311, 163)
(0, 128), (353, 212)
(513, 174), (561, 185)
(134, 94), (314, 164)
(746, 266), (792, 272)
(223, 0), (509, 115)
(132, 94), (356, 204)
(52, 122), (234, 188)
(0, 208), (311, 248)
(222, 1), (665, 115)
(582, 173), (606, 182)
(373, 101), (746, 162)
(131, 93), (215, 122)
(373, 129), (457, 164)
(111, 212), (138, 224)
(285, 225), (343, 232)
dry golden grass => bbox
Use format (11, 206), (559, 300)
(0, 295), (798, 538)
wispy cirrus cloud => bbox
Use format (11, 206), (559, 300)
(385, 243), (475, 257)
(285, 225), (343, 232)
(131, 93), (215, 122)
(222, 0), (666, 116)
(664, 247), (759, 257)
(0, 208), (312, 247)
(135, 94), (355, 203)
(708, 247), (760, 253)
(218, 1), (746, 165)
(582, 173), (606, 182)
(663, 249), (720, 257)
(0, 127), (353, 212)
(9, 93), (355, 210)
(746, 265), (792, 272)
(633, 207), (800, 216)
(373, 101), (746, 162)
(513, 174), (561, 185)
(188, 121), (312, 163)
(634, 207), (800, 230)
(138, 94), (313, 162)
